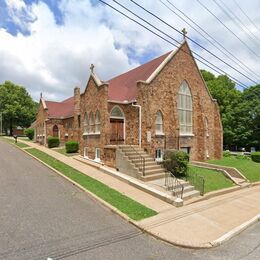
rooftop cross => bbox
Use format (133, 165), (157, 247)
(182, 28), (187, 39)
(90, 64), (94, 73)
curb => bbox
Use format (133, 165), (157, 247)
(8, 140), (260, 250)
(210, 214), (260, 247)
(12, 144), (139, 226)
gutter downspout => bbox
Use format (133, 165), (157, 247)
(131, 103), (141, 147)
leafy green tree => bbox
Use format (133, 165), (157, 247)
(201, 70), (241, 148)
(240, 85), (260, 149)
(0, 81), (38, 135)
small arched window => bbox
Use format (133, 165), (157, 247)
(177, 81), (192, 135)
(110, 106), (124, 118)
(89, 112), (94, 133)
(155, 110), (163, 134)
(95, 110), (101, 133)
(84, 113), (89, 133)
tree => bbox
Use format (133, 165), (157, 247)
(201, 70), (241, 148)
(0, 81), (38, 136)
(239, 85), (260, 149)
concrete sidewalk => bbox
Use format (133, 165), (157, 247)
(12, 139), (260, 248)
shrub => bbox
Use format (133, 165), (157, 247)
(223, 150), (231, 157)
(65, 141), (79, 153)
(162, 150), (189, 177)
(24, 128), (34, 140)
(251, 152), (260, 163)
(236, 154), (250, 160)
(47, 136), (60, 148)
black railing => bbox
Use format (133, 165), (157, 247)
(129, 144), (146, 176)
(186, 169), (205, 196)
(165, 171), (184, 199)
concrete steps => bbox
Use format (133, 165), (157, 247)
(118, 145), (200, 201)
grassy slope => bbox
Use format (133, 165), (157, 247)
(208, 157), (260, 182)
(27, 148), (157, 221)
(189, 166), (234, 193)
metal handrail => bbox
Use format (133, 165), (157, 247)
(129, 144), (146, 176)
(165, 171), (184, 199)
(186, 169), (205, 196)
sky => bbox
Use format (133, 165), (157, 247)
(0, 0), (259, 101)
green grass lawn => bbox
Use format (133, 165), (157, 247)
(208, 156), (260, 182)
(188, 166), (234, 194)
(15, 142), (30, 148)
(53, 147), (79, 157)
(19, 137), (34, 142)
(27, 148), (157, 221)
(0, 136), (30, 148)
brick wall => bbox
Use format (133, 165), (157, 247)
(136, 41), (222, 161)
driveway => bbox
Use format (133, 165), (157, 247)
(0, 140), (259, 259)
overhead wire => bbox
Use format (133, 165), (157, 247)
(161, 0), (260, 81)
(98, 0), (252, 90)
(195, 0), (260, 58)
(212, 0), (260, 47)
(233, 0), (260, 33)
(129, 0), (259, 85)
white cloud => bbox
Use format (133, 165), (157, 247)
(0, 0), (259, 101)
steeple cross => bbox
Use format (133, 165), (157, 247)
(90, 64), (94, 73)
(182, 28), (187, 39)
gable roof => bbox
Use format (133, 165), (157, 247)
(107, 51), (171, 102)
(44, 96), (74, 118)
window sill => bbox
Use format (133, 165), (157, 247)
(179, 133), (194, 137)
(155, 158), (163, 162)
(83, 132), (101, 136)
(155, 132), (165, 137)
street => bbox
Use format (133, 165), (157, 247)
(0, 140), (259, 259)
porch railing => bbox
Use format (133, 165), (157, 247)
(186, 169), (205, 196)
(164, 171), (184, 199)
(129, 144), (146, 176)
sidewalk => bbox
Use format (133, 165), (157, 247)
(15, 139), (260, 248)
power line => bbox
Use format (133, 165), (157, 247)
(160, 0), (260, 82)
(129, 0), (259, 85)
(195, 0), (260, 58)
(233, 0), (260, 33)
(98, 0), (251, 90)
(212, 0), (260, 47)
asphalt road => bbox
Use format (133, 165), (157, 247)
(0, 140), (259, 260)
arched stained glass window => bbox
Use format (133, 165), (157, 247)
(84, 113), (88, 133)
(89, 112), (94, 133)
(177, 81), (192, 135)
(110, 106), (124, 118)
(95, 110), (101, 133)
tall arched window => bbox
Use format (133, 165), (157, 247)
(84, 113), (89, 133)
(89, 112), (94, 133)
(177, 81), (192, 135)
(155, 110), (163, 134)
(95, 110), (101, 133)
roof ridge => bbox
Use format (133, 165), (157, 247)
(107, 50), (172, 82)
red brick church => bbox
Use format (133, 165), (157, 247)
(33, 40), (223, 171)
